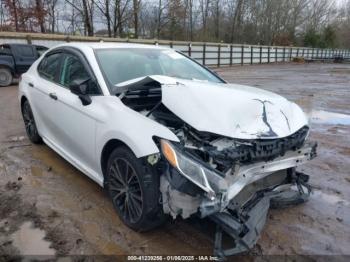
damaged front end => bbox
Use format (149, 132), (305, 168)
(159, 137), (316, 256)
(116, 75), (318, 258)
(158, 134), (316, 257)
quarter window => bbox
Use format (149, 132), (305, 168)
(38, 53), (62, 82)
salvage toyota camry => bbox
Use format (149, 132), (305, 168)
(19, 43), (317, 258)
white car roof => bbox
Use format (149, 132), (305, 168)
(55, 42), (170, 51)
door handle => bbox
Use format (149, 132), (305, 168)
(49, 93), (58, 100)
(28, 82), (34, 87)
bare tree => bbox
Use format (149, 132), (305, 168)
(230, 0), (244, 43)
(4, 0), (20, 31)
(45, 0), (59, 33)
(82, 0), (94, 36)
(199, 0), (210, 41)
(65, 0), (94, 36)
(95, 0), (112, 36)
(132, 0), (141, 38)
(305, 0), (335, 31)
(34, 0), (46, 33)
(0, 0), (349, 48)
(212, 0), (220, 40)
(155, 0), (169, 39)
(112, 0), (130, 37)
(188, 0), (194, 41)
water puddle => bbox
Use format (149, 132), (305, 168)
(309, 110), (350, 126)
(11, 221), (56, 256)
(311, 190), (349, 206)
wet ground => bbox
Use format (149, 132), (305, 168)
(0, 63), (349, 260)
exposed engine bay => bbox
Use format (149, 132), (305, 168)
(116, 75), (317, 257)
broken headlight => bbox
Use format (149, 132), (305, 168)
(160, 139), (226, 200)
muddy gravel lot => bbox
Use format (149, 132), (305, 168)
(0, 63), (349, 261)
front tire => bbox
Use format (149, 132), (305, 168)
(0, 68), (13, 87)
(106, 146), (166, 231)
(21, 100), (42, 144)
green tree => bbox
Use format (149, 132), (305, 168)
(322, 25), (337, 48)
(304, 29), (321, 47)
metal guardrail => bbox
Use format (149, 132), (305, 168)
(1, 32), (349, 67)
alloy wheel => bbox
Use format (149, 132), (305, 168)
(23, 102), (38, 139)
(109, 158), (143, 223)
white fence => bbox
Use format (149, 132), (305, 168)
(1, 32), (349, 67)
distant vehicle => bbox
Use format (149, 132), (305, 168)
(19, 43), (317, 258)
(0, 43), (48, 86)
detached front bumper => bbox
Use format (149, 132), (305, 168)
(210, 170), (311, 257)
(203, 142), (316, 258)
(210, 196), (270, 256)
(160, 141), (317, 258)
(200, 141), (317, 217)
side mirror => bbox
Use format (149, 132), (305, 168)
(69, 79), (92, 106)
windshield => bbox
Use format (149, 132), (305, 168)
(95, 48), (223, 90)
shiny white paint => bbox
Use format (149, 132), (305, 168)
(19, 43), (179, 186)
(141, 75), (308, 139)
(19, 42), (309, 187)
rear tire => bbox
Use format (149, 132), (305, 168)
(106, 146), (166, 231)
(21, 100), (42, 144)
(0, 68), (13, 87)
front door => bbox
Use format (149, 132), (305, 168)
(48, 50), (101, 179)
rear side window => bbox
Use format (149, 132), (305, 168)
(18, 46), (35, 57)
(38, 53), (62, 82)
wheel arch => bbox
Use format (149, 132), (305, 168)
(0, 64), (14, 75)
(20, 95), (28, 109)
(100, 138), (135, 186)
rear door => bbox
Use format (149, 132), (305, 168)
(30, 51), (63, 141)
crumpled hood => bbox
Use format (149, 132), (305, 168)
(117, 75), (309, 139)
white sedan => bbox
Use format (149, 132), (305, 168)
(19, 43), (317, 257)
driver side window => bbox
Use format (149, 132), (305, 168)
(60, 53), (100, 95)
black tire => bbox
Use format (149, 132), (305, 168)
(106, 146), (166, 231)
(0, 68), (13, 87)
(21, 100), (42, 144)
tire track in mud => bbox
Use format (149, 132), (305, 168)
(0, 142), (214, 257)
